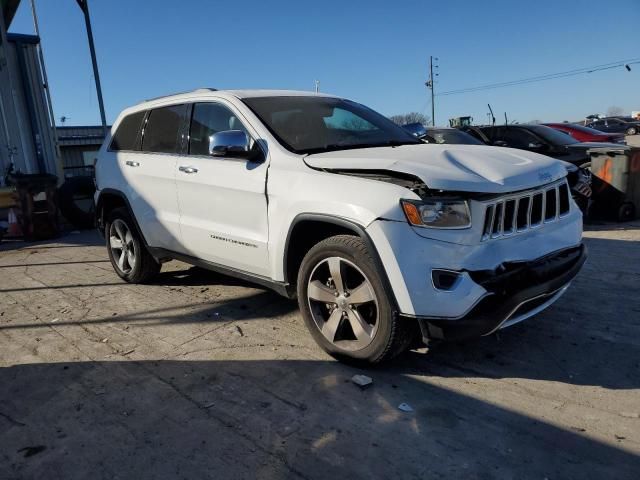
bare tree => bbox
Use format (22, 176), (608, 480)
(606, 106), (625, 117)
(389, 112), (429, 126)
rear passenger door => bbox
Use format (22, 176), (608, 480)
(119, 104), (186, 251)
(174, 101), (270, 276)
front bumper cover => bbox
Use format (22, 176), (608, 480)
(415, 243), (587, 342)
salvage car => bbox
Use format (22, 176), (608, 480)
(543, 122), (625, 144)
(95, 89), (586, 363)
(413, 124), (593, 211)
(587, 117), (638, 136)
(473, 124), (621, 166)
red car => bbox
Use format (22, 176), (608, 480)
(543, 123), (626, 144)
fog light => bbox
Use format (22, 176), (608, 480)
(432, 270), (461, 290)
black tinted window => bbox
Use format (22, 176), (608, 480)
(500, 128), (539, 148)
(142, 104), (187, 153)
(189, 103), (249, 155)
(110, 111), (145, 151)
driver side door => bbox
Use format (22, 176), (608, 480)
(174, 101), (270, 276)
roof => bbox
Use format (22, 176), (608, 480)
(6, 33), (40, 45)
(56, 125), (109, 146)
(138, 88), (337, 108)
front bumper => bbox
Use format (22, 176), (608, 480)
(415, 244), (586, 341)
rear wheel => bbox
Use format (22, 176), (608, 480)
(618, 202), (636, 222)
(297, 235), (415, 364)
(626, 127), (637, 136)
(105, 208), (160, 283)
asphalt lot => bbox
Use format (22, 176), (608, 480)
(1, 221), (639, 479)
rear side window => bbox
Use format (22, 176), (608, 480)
(142, 104), (187, 153)
(110, 111), (145, 151)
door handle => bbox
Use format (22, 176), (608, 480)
(179, 166), (198, 174)
(125, 160), (140, 167)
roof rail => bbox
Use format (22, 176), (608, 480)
(144, 88), (218, 103)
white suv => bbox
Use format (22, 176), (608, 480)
(95, 89), (586, 363)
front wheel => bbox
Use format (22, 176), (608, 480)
(105, 208), (160, 283)
(297, 235), (415, 364)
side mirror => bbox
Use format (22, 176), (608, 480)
(209, 130), (251, 157)
(527, 142), (547, 151)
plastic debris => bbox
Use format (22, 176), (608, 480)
(351, 374), (373, 388)
(398, 402), (414, 412)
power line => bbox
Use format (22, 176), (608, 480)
(438, 58), (640, 96)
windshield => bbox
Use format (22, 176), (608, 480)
(242, 96), (422, 154)
(527, 125), (579, 146)
(426, 129), (484, 145)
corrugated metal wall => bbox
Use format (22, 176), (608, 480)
(0, 34), (60, 181)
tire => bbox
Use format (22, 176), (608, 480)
(617, 202), (636, 222)
(58, 176), (96, 229)
(297, 234), (416, 364)
(626, 127), (637, 136)
(105, 207), (160, 283)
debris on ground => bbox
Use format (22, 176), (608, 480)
(230, 325), (244, 337)
(620, 412), (639, 418)
(17, 445), (46, 458)
(398, 403), (414, 412)
(351, 374), (373, 388)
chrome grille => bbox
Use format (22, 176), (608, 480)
(481, 180), (571, 241)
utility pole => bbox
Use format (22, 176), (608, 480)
(314, 80), (320, 93)
(75, 0), (107, 135)
(425, 56), (438, 126)
(30, 0), (63, 179)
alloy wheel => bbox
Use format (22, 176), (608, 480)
(109, 219), (136, 274)
(307, 256), (379, 351)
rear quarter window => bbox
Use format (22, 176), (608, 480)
(109, 111), (146, 151)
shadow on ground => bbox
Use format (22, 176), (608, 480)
(0, 358), (638, 480)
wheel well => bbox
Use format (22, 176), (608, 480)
(96, 192), (127, 233)
(285, 219), (361, 289)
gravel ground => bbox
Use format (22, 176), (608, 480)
(0, 223), (639, 479)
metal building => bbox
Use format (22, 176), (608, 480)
(0, 0), (61, 185)
(56, 125), (107, 174)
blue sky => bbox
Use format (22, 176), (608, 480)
(9, 0), (640, 126)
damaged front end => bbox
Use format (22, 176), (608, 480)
(417, 244), (587, 342)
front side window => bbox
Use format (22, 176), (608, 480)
(188, 103), (249, 156)
(141, 104), (187, 154)
(110, 111), (145, 151)
(501, 128), (540, 148)
(242, 96), (421, 154)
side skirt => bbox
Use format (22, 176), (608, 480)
(148, 247), (295, 299)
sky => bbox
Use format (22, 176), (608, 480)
(8, 0), (640, 126)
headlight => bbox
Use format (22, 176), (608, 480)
(401, 199), (471, 229)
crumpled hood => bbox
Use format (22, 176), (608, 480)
(304, 144), (567, 194)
